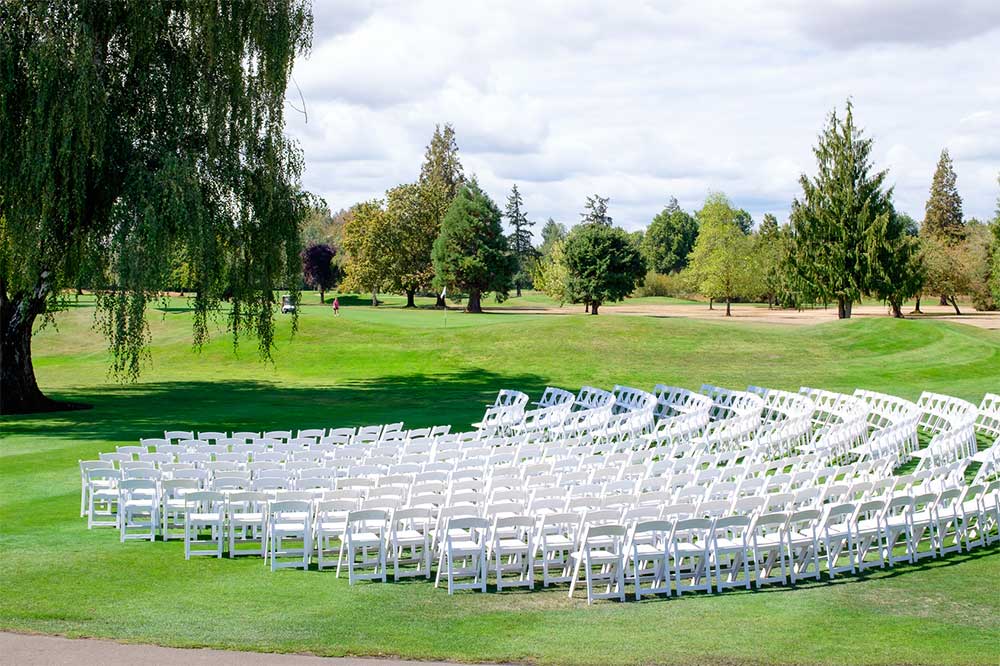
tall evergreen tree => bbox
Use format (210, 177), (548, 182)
(504, 184), (536, 297)
(418, 123), (464, 306)
(0, 0), (312, 414)
(923, 148), (964, 242)
(641, 197), (698, 274)
(419, 123), (464, 199)
(431, 181), (515, 313)
(580, 195), (613, 226)
(539, 218), (567, 257)
(869, 212), (923, 318)
(787, 102), (899, 319)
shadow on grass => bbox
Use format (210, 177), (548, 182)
(0, 369), (550, 444)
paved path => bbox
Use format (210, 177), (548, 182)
(0, 632), (476, 666)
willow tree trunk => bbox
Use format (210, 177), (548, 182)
(836, 297), (853, 319)
(405, 289), (416, 308)
(1, 284), (71, 414)
(466, 289), (482, 313)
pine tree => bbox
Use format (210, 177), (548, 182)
(787, 101), (899, 319)
(418, 123), (464, 306)
(539, 218), (567, 256)
(923, 149), (964, 242)
(419, 123), (464, 199)
(580, 195), (613, 225)
(504, 184), (536, 297)
(431, 181), (515, 313)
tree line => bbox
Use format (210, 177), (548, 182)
(307, 102), (1000, 320)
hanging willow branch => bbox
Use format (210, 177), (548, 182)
(0, 0), (313, 383)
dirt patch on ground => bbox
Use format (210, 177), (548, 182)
(495, 302), (1000, 330)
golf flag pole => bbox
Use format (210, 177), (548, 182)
(441, 286), (447, 328)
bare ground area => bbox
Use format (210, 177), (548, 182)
(0, 632), (480, 666)
(497, 301), (1000, 330)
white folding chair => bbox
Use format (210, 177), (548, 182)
(266, 499), (312, 571)
(628, 520), (672, 600)
(86, 468), (120, 529)
(184, 491), (225, 559)
(820, 503), (856, 578)
(785, 509), (822, 583)
(712, 515), (752, 591)
(118, 479), (159, 542)
(668, 518), (713, 595)
(227, 491), (269, 558)
(390, 507), (433, 579)
(489, 515), (535, 591)
(314, 499), (354, 570)
(750, 513), (788, 588)
(436, 516), (489, 594)
(568, 524), (627, 603)
(536, 512), (579, 588)
(338, 509), (388, 584)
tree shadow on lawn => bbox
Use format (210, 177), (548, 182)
(0, 369), (550, 445)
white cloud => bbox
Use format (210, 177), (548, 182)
(288, 0), (1000, 229)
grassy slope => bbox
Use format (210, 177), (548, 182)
(1, 295), (999, 665)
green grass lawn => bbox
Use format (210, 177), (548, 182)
(2, 295), (999, 665)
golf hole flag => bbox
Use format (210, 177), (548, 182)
(440, 286), (447, 300)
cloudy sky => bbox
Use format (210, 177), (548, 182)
(287, 0), (1000, 232)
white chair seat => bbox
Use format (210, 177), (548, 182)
(572, 549), (619, 564)
(497, 538), (530, 551)
(351, 531), (383, 546)
(633, 543), (665, 558)
(190, 512), (222, 521)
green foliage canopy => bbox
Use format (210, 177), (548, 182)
(562, 214), (644, 315)
(641, 197), (698, 274)
(0, 0), (313, 413)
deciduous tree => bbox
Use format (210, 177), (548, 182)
(531, 240), (570, 305)
(300, 244), (339, 303)
(341, 200), (393, 306)
(687, 193), (756, 316)
(641, 197), (698, 274)
(383, 179), (451, 307)
(562, 206), (644, 315)
(0, 0), (312, 414)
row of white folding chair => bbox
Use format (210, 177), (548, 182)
(84, 444), (898, 528)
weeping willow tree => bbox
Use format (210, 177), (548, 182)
(0, 1), (313, 414)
